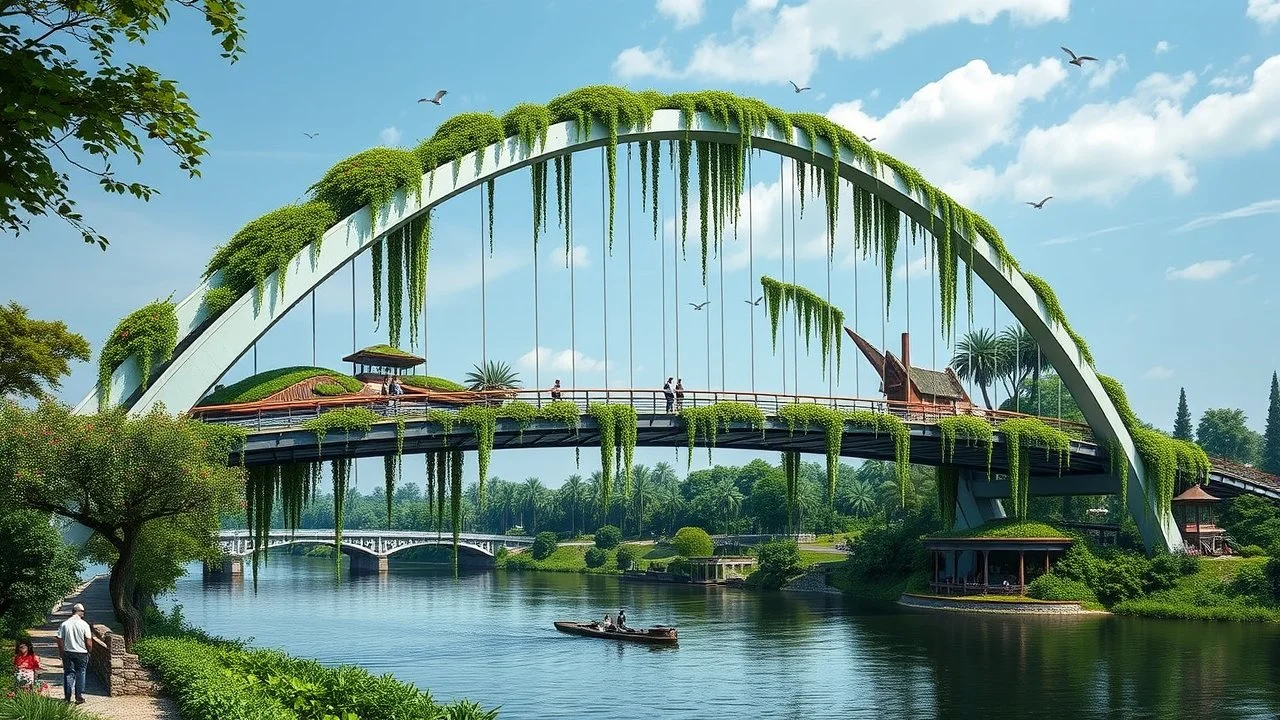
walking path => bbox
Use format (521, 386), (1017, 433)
(28, 575), (178, 720)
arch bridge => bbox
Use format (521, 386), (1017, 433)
(214, 529), (534, 575)
(76, 91), (1263, 553)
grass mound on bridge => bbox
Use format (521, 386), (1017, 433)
(401, 374), (466, 392)
(197, 366), (363, 406)
(931, 520), (1069, 539)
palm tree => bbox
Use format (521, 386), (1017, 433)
(465, 360), (522, 391)
(493, 481), (517, 534)
(713, 477), (744, 535)
(519, 477), (547, 533)
(950, 328), (1002, 409)
(560, 474), (585, 537)
(846, 479), (876, 518)
(630, 465), (656, 538)
(650, 462), (681, 535)
(998, 325), (1050, 413)
(586, 471), (607, 529)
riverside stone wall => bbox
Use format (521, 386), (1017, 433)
(89, 624), (160, 696)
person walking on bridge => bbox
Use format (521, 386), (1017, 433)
(674, 379), (685, 411)
(663, 378), (675, 413)
(56, 602), (93, 705)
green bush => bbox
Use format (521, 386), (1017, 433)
(1267, 556), (1280, 600)
(753, 539), (801, 589)
(671, 526), (713, 557)
(0, 692), (103, 720)
(615, 545), (638, 570)
(594, 525), (622, 550)
(532, 531), (558, 560)
(584, 547), (606, 568)
(1228, 562), (1273, 600)
(667, 557), (692, 578)
(202, 285), (240, 320)
(401, 375), (466, 392)
(1238, 544), (1267, 558)
(311, 382), (349, 397)
(135, 637), (295, 720)
(1027, 574), (1098, 603)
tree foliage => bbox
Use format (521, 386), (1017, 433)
(0, 509), (82, 637)
(0, 0), (246, 248)
(1196, 408), (1263, 466)
(0, 302), (90, 400)
(1173, 388), (1194, 441)
(0, 401), (242, 646)
(671, 526), (713, 557)
(1264, 373), (1280, 475)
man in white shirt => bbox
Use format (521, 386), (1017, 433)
(56, 602), (93, 704)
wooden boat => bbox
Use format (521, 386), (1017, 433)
(553, 621), (678, 645)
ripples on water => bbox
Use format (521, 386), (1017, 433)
(166, 557), (1280, 719)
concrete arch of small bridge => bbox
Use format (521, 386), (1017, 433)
(213, 530), (535, 575)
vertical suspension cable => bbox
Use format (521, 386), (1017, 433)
(930, 237), (937, 369)
(992, 291), (998, 409)
(779, 156), (788, 395)
(534, 192), (541, 396)
(825, 201), (833, 404)
(600, 148), (609, 394)
(480, 187), (488, 369)
(660, 155), (668, 380)
(705, 258), (711, 392)
(570, 165), (578, 389)
(853, 208), (860, 398)
(1037, 344), (1042, 416)
(747, 153), (756, 393)
(311, 290), (316, 367)
(718, 205), (726, 392)
(783, 156), (793, 394)
(253, 343), (257, 375)
(626, 144), (635, 393)
(673, 146), (680, 382)
(351, 258), (357, 375)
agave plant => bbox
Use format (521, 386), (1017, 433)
(464, 360), (522, 392)
(443, 699), (501, 720)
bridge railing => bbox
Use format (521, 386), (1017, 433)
(189, 387), (1093, 441)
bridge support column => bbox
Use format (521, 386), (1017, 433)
(954, 470), (1006, 531)
(203, 556), (243, 578)
(349, 553), (388, 576)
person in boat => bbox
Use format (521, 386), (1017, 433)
(616, 607), (628, 631)
(602, 614), (615, 631)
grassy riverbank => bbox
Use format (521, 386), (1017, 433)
(1111, 557), (1280, 622)
(137, 608), (497, 720)
(496, 543), (660, 574)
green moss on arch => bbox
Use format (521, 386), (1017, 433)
(1021, 271), (1095, 367)
(201, 285), (239, 321)
(309, 148), (423, 228)
(415, 112), (506, 176)
(97, 299), (178, 410)
(501, 103), (552, 152)
(204, 202), (337, 309)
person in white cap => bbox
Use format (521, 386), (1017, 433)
(56, 602), (93, 704)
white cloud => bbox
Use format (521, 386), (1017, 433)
(613, 46), (677, 79)
(518, 346), (612, 375)
(616, 0), (1070, 84)
(1248, 0), (1280, 26)
(553, 244), (591, 268)
(1154, 40), (1172, 55)
(429, 252), (526, 299)
(657, 0), (705, 28)
(828, 58), (1067, 203)
(1000, 55), (1280, 202)
(1143, 365), (1175, 379)
(1174, 198), (1280, 233)
(1040, 222), (1145, 246)
(379, 126), (402, 145)
(1208, 73), (1249, 90)
(895, 255), (930, 280)
(1165, 254), (1252, 281)
(1085, 54), (1127, 89)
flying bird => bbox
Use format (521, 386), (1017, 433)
(1025, 196), (1053, 210)
(789, 81), (811, 93)
(1060, 47), (1098, 67)
(744, 297), (763, 306)
(688, 301), (711, 310)
(862, 135), (876, 143)
(419, 90), (448, 105)
(302, 132), (319, 139)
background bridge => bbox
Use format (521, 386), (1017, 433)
(214, 529), (535, 575)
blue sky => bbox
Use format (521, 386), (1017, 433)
(6, 0), (1280, 490)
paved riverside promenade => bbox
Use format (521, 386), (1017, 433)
(29, 575), (177, 720)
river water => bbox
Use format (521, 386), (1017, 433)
(166, 556), (1280, 719)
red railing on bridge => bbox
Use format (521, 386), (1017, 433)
(189, 386), (1094, 441)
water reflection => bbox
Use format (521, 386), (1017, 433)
(164, 556), (1280, 719)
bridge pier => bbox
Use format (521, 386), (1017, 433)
(202, 556), (243, 578)
(954, 470), (1007, 531)
(349, 553), (388, 575)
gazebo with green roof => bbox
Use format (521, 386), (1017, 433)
(922, 522), (1074, 596)
(342, 344), (425, 381)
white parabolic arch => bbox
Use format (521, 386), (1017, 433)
(73, 110), (1180, 552)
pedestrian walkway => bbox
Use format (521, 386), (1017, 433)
(28, 575), (178, 720)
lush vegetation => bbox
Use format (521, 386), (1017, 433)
(0, 691), (103, 719)
(931, 519), (1068, 539)
(138, 606), (496, 719)
(97, 299), (178, 409)
(204, 203), (337, 310)
(750, 539), (803, 589)
(594, 524), (622, 550)
(671, 526), (714, 557)
(0, 302), (90, 400)
(0, 402), (243, 646)
(0, 509), (82, 637)
(0, 0), (245, 249)
(531, 531), (558, 560)
(199, 367), (363, 406)
(760, 275), (844, 375)
(401, 375), (466, 392)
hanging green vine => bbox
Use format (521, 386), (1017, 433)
(310, 148), (422, 229)
(760, 276), (844, 375)
(937, 465), (959, 531)
(424, 408), (458, 436)
(301, 407), (381, 454)
(204, 202), (336, 310)
(998, 417), (1072, 520)
(538, 400), (581, 431)
(97, 299), (178, 410)
(451, 447), (463, 576)
(406, 213), (431, 347)
(501, 103), (552, 152)
(1022, 272), (1095, 367)
(936, 415), (994, 474)
(457, 405), (497, 503)
(331, 457), (352, 581)
(415, 112), (506, 180)
(782, 450), (800, 535)
(679, 401), (766, 468)
(201, 286), (239, 322)
(434, 449), (448, 531)
(371, 237), (383, 326)
(386, 229), (404, 347)
(245, 465), (276, 591)
(844, 410), (911, 505)
(586, 403), (638, 506)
